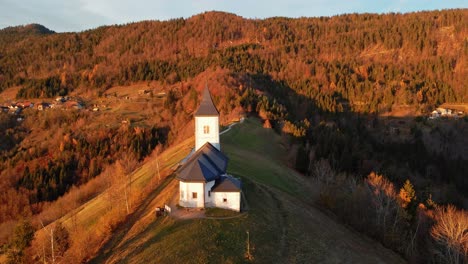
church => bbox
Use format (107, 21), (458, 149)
(176, 87), (242, 212)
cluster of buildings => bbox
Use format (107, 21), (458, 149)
(0, 96), (84, 116)
(429, 107), (464, 120)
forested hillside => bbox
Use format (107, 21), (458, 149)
(1, 10), (466, 109)
(0, 9), (467, 263)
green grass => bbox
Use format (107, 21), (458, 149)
(205, 207), (241, 218)
(222, 118), (306, 197)
(222, 118), (282, 159)
(93, 179), (283, 264)
(89, 117), (405, 264)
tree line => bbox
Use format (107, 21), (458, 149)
(0, 109), (168, 224)
(0, 9), (465, 111)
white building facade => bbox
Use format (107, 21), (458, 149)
(212, 189), (241, 212)
(177, 87), (241, 212)
(195, 115), (220, 151)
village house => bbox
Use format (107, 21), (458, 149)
(63, 100), (83, 110)
(155, 92), (167, 98)
(12, 108), (22, 115)
(138, 89), (150, 95)
(176, 87), (242, 212)
(36, 102), (51, 111)
(8, 101), (33, 109)
(429, 107), (464, 119)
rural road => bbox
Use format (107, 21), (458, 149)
(219, 117), (244, 135)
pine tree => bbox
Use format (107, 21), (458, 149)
(6, 219), (35, 263)
(399, 179), (418, 220)
(54, 222), (70, 258)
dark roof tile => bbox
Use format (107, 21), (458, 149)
(211, 176), (242, 192)
(177, 142), (228, 182)
(195, 87), (219, 116)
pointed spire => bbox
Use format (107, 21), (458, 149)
(195, 86), (219, 116)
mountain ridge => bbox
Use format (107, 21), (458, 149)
(0, 23), (55, 35)
(1, 9), (466, 106)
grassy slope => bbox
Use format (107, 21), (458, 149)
(0, 129), (193, 262)
(93, 118), (405, 264)
(56, 136), (195, 238)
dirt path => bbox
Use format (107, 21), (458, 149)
(89, 173), (404, 264)
(89, 117), (404, 263)
(219, 118), (244, 135)
(251, 179), (404, 264)
(255, 183), (290, 262)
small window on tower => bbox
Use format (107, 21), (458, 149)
(192, 192), (198, 199)
(203, 125), (210, 134)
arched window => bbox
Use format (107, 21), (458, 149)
(203, 125), (210, 134)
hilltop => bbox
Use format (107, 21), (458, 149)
(0, 24), (55, 46)
(0, 24), (55, 35)
(58, 118), (405, 263)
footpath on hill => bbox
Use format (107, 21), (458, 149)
(91, 118), (405, 264)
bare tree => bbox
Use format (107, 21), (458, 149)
(39, 220), (55, 264)
(103, 165), (116, 211)
(365, 172), (400, 234)
(151, 145), (162, 186)
(431, 205), (468, 264)
(312, 159), (334, 186)
(115, 154), (137, 214)
(364, 171), (412, 253)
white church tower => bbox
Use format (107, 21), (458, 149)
(194, 87), (220, 151)
(177, 86), (241, 212)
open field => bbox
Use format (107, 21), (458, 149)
(0, 86), (20, 101)
(439, 103), (468, 113)
(222, 118), (308, 197)
(105, 83), (165, 98)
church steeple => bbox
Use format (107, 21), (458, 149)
(195, 86), (219, 116)
(194, 87), (220, 151)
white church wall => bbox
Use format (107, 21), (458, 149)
(179, 181), (205, 208)
(204, 180), (215, 206)
(213, 192), (241, 212)
(195, 116), (220, 151)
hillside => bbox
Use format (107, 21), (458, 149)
(1, 68), (465, 263)
(0, 24), (55, 36)
(88, 118), (404, 263)
(0, 10), (466, 109)
(0, 9), (467, 263)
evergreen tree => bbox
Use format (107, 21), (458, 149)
(399, 179), (418, 220)
(54, 222), (70, 258)
(6, 219), (35, 263)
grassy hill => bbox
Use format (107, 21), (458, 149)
(0, 9), (466, 263)
(89, 118), (404, 263)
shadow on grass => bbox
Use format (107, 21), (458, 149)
(89, 174), (176, 263)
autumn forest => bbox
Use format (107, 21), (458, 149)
(0, 9), (467, 263)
